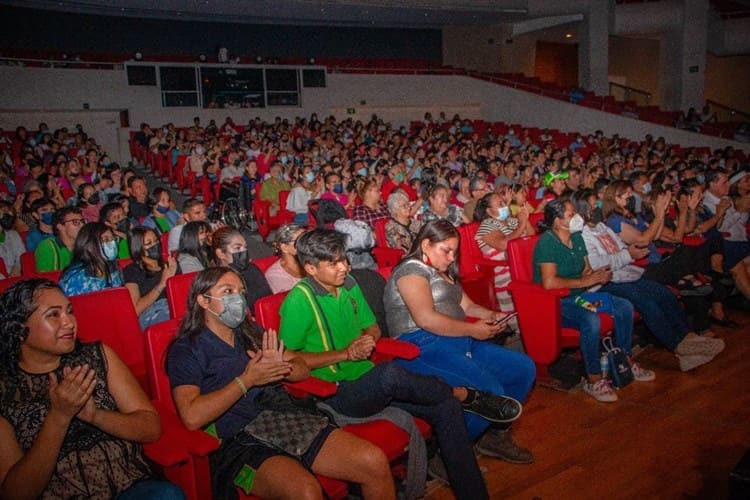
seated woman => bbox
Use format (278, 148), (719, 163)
(473, 192), (535, 325)
(142, 187), (180, 235)
(574, 191), (725, 372)
(286, 166), (322, 225)
(320, 172), (353, 209)
(384, 220), (536, 464)
(533, 198), (656, 403)
(59, 222), (123, 296)
(0, 278), (184, 499)
(123, 228), (179, 330)
(211, 227), (272, 313)
(384, 191), (422, 252)
(604, 181), (731, 331)
(421, 183), (469, 227)
(264, 223), (305, 294)
(509, 183), (536, 218)
(166, 267), (394, 500)
(177, 221), (213, 273)
(351, 176), (390, 229)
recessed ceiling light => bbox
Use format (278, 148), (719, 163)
(565, 33), (573, 38)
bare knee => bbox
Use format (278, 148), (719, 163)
(352, 443), (391, 480)
(291, 476), (323, 500)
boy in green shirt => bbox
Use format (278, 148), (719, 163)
(34, 206), (84, 272)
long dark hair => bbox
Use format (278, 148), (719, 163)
(210, 226), (243, 265)
(170, 267), (260, 351)
(63, 222), (119, 285)
(179, 221), (212, 268)
(473, 192), (498, 222)
(130, 227), (165, 271)
(402, 219), (460, 282)
(539, 197), (570, 233)
(0, 279), (62, 377)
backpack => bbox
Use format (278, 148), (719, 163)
(334, 218), (376, 270)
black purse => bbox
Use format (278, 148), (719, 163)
(603, 336), (634, 389)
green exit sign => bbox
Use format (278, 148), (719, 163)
(688, 65), (699, 73)
(347, 108), (356, 114)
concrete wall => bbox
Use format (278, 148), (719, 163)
(1, 65), (745, 165)
(608, 36), (660, 105)
(705, 52), (750, 116)
(442, 25), (537, 76)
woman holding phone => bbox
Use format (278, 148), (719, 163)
(383, 220), (536, 465)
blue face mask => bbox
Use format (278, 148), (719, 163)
(497, 206), (510, 221)
(40, 211), (54, 225)
(305, 172), (315, 183)
(357, 168), (368, 177)
(333, 183), (344, 194)
(156, 204), (170, 214)
(697, 175), (705, 184)
(406, 157), (415, 167)
(101, 240), (118, 261)
(394, 172), (405, 183)
(642, 182), (652, 194)
(280, 156), (289, 164)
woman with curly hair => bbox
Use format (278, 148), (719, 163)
(0, 278), (184, 499)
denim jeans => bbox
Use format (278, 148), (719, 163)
(139, 298), (171, 331)
(328, 362), (487, 500)
(117, 480), (185, 500)
(602, 278), (687, 351)
(395, 331), (536, 440)
(560, 293), (634, 376)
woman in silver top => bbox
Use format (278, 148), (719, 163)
(383, 219), (536, 464)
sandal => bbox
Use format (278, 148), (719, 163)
(676, 275), (712, 296)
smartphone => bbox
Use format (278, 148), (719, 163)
(493, 312), (519, 325)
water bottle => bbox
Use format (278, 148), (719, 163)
(600, 353), (609, 379)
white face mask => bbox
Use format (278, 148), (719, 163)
(497, 206), (510, 221)
(568, 214), (584, 233)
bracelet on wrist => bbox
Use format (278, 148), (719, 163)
(234, 377), (248, 396)
(345, 348), (352, 361)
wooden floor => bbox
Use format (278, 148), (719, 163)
(426, 311), (750, 500)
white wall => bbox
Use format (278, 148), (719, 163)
(0, 65), (745, 165)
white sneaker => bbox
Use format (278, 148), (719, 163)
(676, 335), (725, 357)
(630, 362), (656, 382)
(582, 378), (618, 403)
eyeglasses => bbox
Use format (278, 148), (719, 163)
(63, 218), (85, 226)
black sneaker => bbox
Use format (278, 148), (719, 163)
(475, 427), (534, 464)
(462, 391), (522, 423)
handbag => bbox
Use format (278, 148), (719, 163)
(603, 336), (633, 389)
(243, 409), (329, 458)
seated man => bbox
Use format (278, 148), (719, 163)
(259, 161), (290, 216)
(34, 206), (84, 272)
(25, 197), (56, 252)
(167, 198), (207, 253)
(279, 229), (521, 500)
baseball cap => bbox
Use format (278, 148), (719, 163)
(543, 171), (569, 187)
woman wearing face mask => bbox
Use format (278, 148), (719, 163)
(286, 166), (322, 225)
(573, 190), (725, 372)
(167, 267), (393, 500)
(177, 221), (213, 273)
(77, 183), (103, 223)
(474, 192), (535, 324)
(142, 187), (180, 235)
(532, 199), (652, 403)
(320, 172), (352, 208)
(123, 228), (179, 330)
(59, 222), (123, 297)
(211, 227), (272, 313)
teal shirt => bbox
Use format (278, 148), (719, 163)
(532, 231), (588, 295)
(279, 276), (376, 383)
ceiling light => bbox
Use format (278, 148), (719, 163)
(565, 33), (573, 38)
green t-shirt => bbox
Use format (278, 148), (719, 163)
(532, 231), (588, 295)
(118, 238), (131, 259)
(34, 237), (73, 272)
(279, 276), (376, 383)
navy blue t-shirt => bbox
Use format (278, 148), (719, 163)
(167, 327), (261, 439)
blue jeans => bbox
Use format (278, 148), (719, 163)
(139, 298), (171, 331)
(602, 278), (687, 351)
(328, 362), (487, 500)
(117, 480), (185, 500)
(395, 331), (536, 440)
(560, 293), (634, 376)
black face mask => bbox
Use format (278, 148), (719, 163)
(0, 214), (14, 230)
(115, 219), (129, 234)
(88, 193), (100, 205)
(625, 196), (637, 214)
(231, 250), (249, 271)
(145, 243), (162, 261)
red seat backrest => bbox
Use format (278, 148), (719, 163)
(0, 258), (7, 277)
(70, 287), (147, 392)
(254, 291), (289, 332)
(166, 271), (198, 319)
(144, 318), (182, 410)
(20, 251), (36, 275)
(457, 221), (481, 277)
(507, 235), (539, 282)
(373, 217), (389, 248)
(252, 255), (279, 274)
(160, 232), (170, 259)
(0, 276), (23, 293)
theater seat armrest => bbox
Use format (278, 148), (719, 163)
(151, 400), (219, 456)
(284, 378), (338, 398)
(375, 337), (420, 360)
